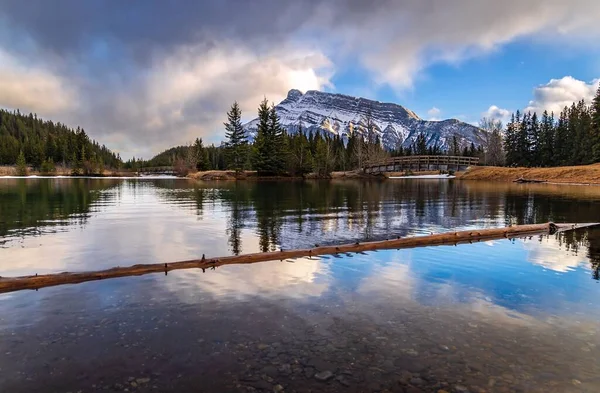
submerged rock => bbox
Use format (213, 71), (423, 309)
(314, 370), (334, 382)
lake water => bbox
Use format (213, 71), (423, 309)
(1, 178), (600, 393)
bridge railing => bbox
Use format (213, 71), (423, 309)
(364, 155), (479, 173)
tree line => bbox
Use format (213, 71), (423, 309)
(503, 84), (600, 167)
(148, 98), (481, 177)
(0, 109), (122, 175)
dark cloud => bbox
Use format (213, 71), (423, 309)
(0, 0), (320, 61)
(0, 0), (598, 158)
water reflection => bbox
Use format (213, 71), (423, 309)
(2, 178), (600, 392)
(0, 178), (120, 245)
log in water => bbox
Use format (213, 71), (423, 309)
(0, 222), (597, 294)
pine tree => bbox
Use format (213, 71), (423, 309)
(194, 138), (210, 171)
(528, 112), (540, 166)
(554, 108), (569, 165)
(16, 150), (27, 176)
(592, 84), (600, 162)
(504, 113), (518, 166)
(288, 123), (313, 175)
(223, 101), (247, 172)
(538, 111), (555, 167)
(415, 133), (427, 155)
(450, 135), (460, 156)
(314, 135), (335, 176)
(517, 111), (530, 166)
(269, 104), (288, 174)
(251, 98), (273, 175)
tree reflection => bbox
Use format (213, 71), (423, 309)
(0, 178), (120, 242)
(149, 179), (600, 279)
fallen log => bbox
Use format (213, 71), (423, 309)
(0, 222), (597, 294)
(514, 177), (547, 183)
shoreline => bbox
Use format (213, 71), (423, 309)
(4, 165), (600, 186)
(186, 170), (385, 181)
(457, 164), (600, 186)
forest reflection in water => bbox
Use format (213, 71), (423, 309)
(2, 178), (600, 392)
(1, 178), (600, 280)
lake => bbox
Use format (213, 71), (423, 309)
(1, 178), (600, 393)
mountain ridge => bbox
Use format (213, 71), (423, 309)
(243, 89), (486, 151)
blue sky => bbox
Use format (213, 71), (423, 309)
(0, 0), (599, 159)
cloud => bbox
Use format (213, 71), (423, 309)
(482, 105), (511, 124)
(427, 107), (441, 120)
(524, 76), (600, 115)
(0, 50), (76, 114)
(1, 1), (600, 157)
(107, 45), (333, 158)
(522, 236), (588, 273)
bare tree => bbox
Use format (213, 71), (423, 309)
(350, 122), (367, 170)
(362, 108), (388, 165)
(479, 117), (505, 166)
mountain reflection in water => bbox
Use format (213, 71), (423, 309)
(1, 178), (600, 392)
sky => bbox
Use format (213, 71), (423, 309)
(0, 0), (599, 159)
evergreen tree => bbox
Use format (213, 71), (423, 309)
(415, 133), (427, 155)
(538, 111), (555, 167)
(194, 138), (210, 171)
(16, 150), (27, 176)
(592, 85), (600, 162)
(314, 135), (335, 176)
(40, 158), (56, 175)
(528, 112), (540, 166)
(504, 112), (519, 166)
(252, 99), (287, 175)
(287, 123), (313, 175)
(269, 104), (288, 174)
(223, 101), (247, 172)
(516, 111), (531, 166)
(450, 135), (460, 156)
(469, 142), (476, 157)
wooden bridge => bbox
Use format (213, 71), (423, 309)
(139, 166), (176, 175)
(364, 155), (479, 174)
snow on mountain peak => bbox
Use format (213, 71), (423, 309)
(243, 89), (486, 151)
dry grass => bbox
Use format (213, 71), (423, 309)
(187, 170), (379, 181)
(459, 164), (600, 184)
(187, 170), (243, 181)
(0, 166), (16, 176)
(0, 165), (134, 177)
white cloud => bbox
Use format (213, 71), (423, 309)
(522, 236), (588, 273)
(319, 0), (600, 90)
(117, 45), (333, 158)
(2, 1), (600, 157)
(427, 106), (441, 120)
(0, 50), (76, 114)
(482, 105), (511, 124)
(524, 76), (600, 115)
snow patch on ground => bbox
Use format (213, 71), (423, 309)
(388, 174), (456, 179)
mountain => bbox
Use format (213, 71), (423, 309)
(243, 89), (487, 151)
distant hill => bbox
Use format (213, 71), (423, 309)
(243, 89), (487, 151)
(0, 109), (121, 169)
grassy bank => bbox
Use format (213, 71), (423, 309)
(187, 170), (382, 181)
(458, 164), (600, 184)
(0, 165), (134, 177)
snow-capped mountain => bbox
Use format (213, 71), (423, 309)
(243, 89), (486, 151)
